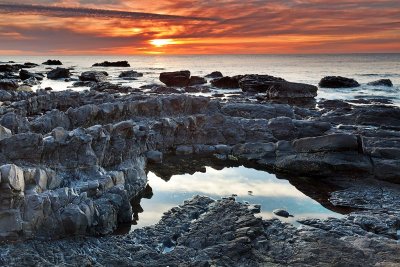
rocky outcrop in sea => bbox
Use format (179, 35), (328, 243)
(0, 61), (399, 266)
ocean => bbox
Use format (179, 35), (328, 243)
(1, 53), (399, 105)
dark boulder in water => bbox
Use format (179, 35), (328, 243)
(118, 70), (143, 80)
(47, 68), (71, 80)
(79, 71), (108, 82)
(367, 79), (393, 87)
(42, 60), (62, 65)
(19, 69), (44, 81)
(211, 76), (240, 89)
(319, 76), (360, 88)
(160, 70), (191, 87)
(239, 74), (286, 93)
(189, 76), (207, 86)
(273, 209), (291, 218)
(205, 71), (223, 78)
(0, 64), (19, 73)
(93, 61), (130, 67)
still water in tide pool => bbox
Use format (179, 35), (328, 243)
(131, 166), (344, 229)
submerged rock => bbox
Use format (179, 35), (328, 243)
(273, 209), (291, 218)
(118, 70), (143, 80)
(93, 61), (130, 67)
(42, 59), (62, 65)
(319, 76), (360, 88)
(367, 79), (393, 87)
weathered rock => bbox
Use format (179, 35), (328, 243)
(205, 71), (223, 78)
(79, 71), (108, 82)
(273, 209), (290, 218)
(367, 79), (393, 87)
(16, 85), (32, 92)
(146, 150), (163, 163)
(0, 79), (18, 91)
(90, 82), (131, 93)
(189, 76), (207, 86)
(118, 70), (143, 80)
(160, 71), (191, 87)
(93, 61), (130, 67)
(47, 68), (71, 80)
(239, 74), (286, 92)
(319, 76), (360, 88)
(211, 76), (239, 89)
(19, 70), (44, 81)
(0, 125), (12, 140)
(0, 164), (25, 191)
(42, 60), (62, 65)
(0, 64), (20, 73)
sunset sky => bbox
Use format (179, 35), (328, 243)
(0, 1), (399, 55)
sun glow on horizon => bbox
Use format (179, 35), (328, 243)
(150, 39), (175, 47)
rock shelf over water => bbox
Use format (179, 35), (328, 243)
(0, 61), (399, 266)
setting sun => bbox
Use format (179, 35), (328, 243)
(150, 39), (174, 47)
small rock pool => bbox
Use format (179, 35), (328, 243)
(128, 158), (346, 230)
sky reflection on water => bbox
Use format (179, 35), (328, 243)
(131, 166), (343, 228)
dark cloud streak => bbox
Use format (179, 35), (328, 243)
(0, 3), (219, 21)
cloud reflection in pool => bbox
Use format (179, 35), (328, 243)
(131, 166), (343, 229)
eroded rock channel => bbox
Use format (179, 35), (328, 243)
(0, 68), (399, 265)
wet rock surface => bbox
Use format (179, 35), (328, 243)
(319, 76), (360, 88)
(0, 64), (399, 265)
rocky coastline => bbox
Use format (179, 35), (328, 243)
(0, 60), (399, 266)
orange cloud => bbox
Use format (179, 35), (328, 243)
(0, 1), (398, 54)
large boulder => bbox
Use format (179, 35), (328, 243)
(211, 76), (240, 89)
(270, 81), (317, 98)
(239, 74), (286, 92)
(0, 64), (19, 72)
(367, 79), (393, 87)
(93, 61), (130, 67)
(0, 164), (25, 191)
(79, 71), (108, 82)
(205, 71), (223, 78)
(19, 69), (44, 81)
(42, 59), (62, 65)
(319, 76), (360, 88)
(160, 71), (190, 87)
(0, 79), (18, 91)
(118, 70), (143, 80)
(189, 76), (207, 86)
(47, 68), (71, 80)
